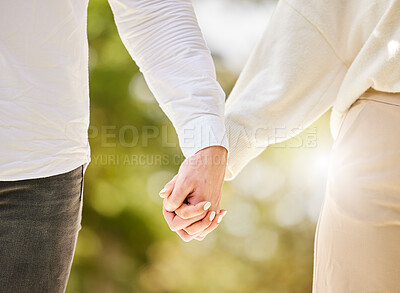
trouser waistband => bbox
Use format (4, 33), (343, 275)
(358, 88), (400, 107)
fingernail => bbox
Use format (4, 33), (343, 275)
(222, 210), (227, 216)
(203, 202), (211, 210)
(209, 211), (216, 221)
(217, 214), (224, 223)
(159, 188), (167, 196)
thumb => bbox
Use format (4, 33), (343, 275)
(164, 175), (193, 212)
(159, 175), (178, 199)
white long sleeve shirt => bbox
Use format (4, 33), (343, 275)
(224, 0), (400, 179)
(0, 0), (227, 180)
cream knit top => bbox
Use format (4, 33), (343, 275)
(225, 0), (400, 179)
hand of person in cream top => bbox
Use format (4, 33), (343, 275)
(160, 146), (228, 241)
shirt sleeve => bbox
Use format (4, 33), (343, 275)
(224, 0), (347, 180)
(107, 0), (227, 158)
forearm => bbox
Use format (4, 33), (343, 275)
(224, 0), (347, 179)
(108, 0), (227, 157)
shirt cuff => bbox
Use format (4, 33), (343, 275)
(223, 116), (266, 181)
(177, 115), (228, 159)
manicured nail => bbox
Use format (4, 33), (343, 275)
(203, 202), (211, 210)
(209, 211), (216, 221)
(159, 188), (167, 196)
(217, 211), (227, 223)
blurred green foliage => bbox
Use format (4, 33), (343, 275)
(66, 1), (333, 292)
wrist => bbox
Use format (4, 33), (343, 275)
(193, 145), (227, 167)
(198, 145), (227, 155)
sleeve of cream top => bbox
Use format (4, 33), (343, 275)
(224, 0), (348, 180)
(107, 0), (227, 158)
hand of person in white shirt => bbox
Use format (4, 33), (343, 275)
(159, 146), (228, 241)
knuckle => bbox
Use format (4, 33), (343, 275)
(180, 176), (195, 188)
(169, 223), (178, 232)
(185, 228), (197, 236)
(182, 237), (192, 242)
(179, 233), (192, 242)
(179, 210), (190, 219)
(164, 201), (171, 210)
(165, 201), (177, 212)
(174, 209), (182, 217)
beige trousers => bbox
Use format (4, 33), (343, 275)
(313, 89), (400, 292)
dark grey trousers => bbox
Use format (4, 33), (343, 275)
(0, 165), (84, 293)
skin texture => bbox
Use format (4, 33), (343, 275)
(160, 146), (228, 241)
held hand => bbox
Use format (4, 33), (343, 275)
(161, 146), (227, 212)
(160, 146), (228, 241)
(162, 204), (227, 242)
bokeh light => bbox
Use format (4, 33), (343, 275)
(66, 1), (334, 292)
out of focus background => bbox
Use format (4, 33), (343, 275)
(66, 0), (334, 292)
